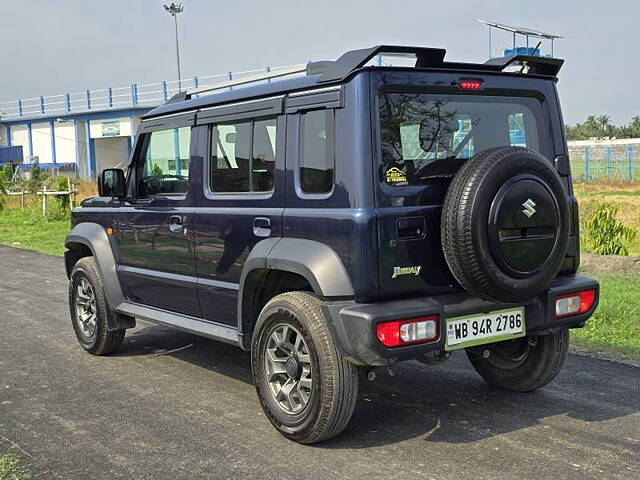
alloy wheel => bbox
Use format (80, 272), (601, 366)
(264, 323), (313, 414)
(75, 278), (97, 339)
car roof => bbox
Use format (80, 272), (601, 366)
(143, 45), (563, 120)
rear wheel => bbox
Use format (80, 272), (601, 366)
(69, 257), (125, 355)
(466, 330), (569, 392)
(251, 292), (358, 444)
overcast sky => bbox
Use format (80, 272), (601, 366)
(1, 0), (638, 124)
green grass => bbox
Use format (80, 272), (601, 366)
(574, 189), (640, 197)
(0, 207), (70, 256)
(571, 273), (640, 357)
(0, 453), (31, 480)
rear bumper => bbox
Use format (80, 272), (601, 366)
(321, 274), (599, 366)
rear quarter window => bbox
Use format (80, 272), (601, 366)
(299, 109), (335, 195)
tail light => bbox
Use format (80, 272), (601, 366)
(376, 316), (439, 348)
(555, 289), (596, 318)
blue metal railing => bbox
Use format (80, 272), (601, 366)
(0, 65), (301, 121)
(569, 143), (640, 182)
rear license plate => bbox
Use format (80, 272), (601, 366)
(445, 307), (525, 351)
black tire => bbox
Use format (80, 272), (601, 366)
(466, 330), (569, 392)
(251, 292), (358, 444)
(69, 257), (125, 355)
(442, 146), (570, 303)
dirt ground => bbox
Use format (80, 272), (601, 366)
(580, 252), (640, 275)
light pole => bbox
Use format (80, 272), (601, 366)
(163, 2), (184, 91)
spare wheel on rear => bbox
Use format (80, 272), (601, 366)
(441, 146), (570, 303)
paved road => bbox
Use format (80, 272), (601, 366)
(0, 245), (638, 480)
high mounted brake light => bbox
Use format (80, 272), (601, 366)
(457, 79), (483, 90)
(376, 316), (439, 348)
(554, 289), (596, 318)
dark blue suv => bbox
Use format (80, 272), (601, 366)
(65, 46), (599, 443)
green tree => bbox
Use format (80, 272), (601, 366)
(54, 175), (71, 211)
(629, 116), (640, 138)
(0, 164), (13, 194)
(587, 203), (636, 256)
(25, 162), (48, 194)
(566, 114), (640, 140)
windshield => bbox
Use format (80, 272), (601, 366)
(378, 93), (543, 186)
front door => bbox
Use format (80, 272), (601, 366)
(116, 125), (200, 317)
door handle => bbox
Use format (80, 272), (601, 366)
(169, 215), (184, 233)
(253, 217), (271, 238)
(397, 217), (425, 240)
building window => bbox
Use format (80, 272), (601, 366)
(299, 109), (334, 194)
(209, 118), (277, 193)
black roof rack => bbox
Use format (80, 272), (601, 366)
(310, 45), (564, 83)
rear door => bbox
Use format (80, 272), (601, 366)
(193, 98), (285, 325)
(116, 114), (200, 317)
(375, 86), (549, 299)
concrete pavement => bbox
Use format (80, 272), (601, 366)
(0, 245), (638, 479)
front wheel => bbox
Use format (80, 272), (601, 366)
(466, 330), (569, 392)
(69, 257), (125, 355)
(251, 292), (358, 444)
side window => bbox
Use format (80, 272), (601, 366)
(137, 126), (191, 199)
(252, 119), (277, 192)
(211, 121), (251, 192)
(299, 109), (335, 194)
(209, 118), (277, 193)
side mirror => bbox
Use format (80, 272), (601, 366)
(98, 168), (126, 198)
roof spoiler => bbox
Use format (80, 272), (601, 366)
(311, 45), (564, 83)
(483, 55), (564, 76)
(313, 45), (446, 83)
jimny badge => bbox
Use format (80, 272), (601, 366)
(392, 265), (422, 279)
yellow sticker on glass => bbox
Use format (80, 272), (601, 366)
(386, 166), (407, 184)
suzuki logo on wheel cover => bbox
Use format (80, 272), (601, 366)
(522, 198), (537, 218)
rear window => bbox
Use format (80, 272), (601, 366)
(378, 93), (542, 186)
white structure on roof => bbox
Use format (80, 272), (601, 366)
(479, 20), (562, 59)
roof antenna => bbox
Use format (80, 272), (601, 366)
(520, 41), (542, 73)
(531, 41), (542, 56)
